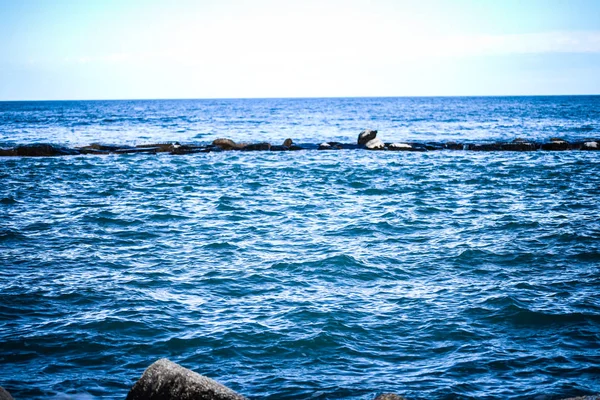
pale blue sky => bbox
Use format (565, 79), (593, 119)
(1, 0), (600, 100)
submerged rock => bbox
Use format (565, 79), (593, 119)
(0, 387), (14, 400)
(126, 358), (247, 400)
(358, 129), (377, 146)
(365, 138), (385, 150)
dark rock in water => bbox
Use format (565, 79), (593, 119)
(319, 142), (343, 150)
(169, 145), (209, 155)
(0, 143), (79, 157)
(407, 143), (428, 152)
(387, 142), (413, 151)
(374, 394), (406, 400)
(425, 143), (444, 151)
(115, 147), (160, 154)
(358, 129), (377, 146)
(470, 143), (502, 151)
(283, 138), (293, 147)
(471, 142), (537, 151)
(137, 143), (181, 152)
(500, 142), (538, 151)
(242, 142), (271, 151)
(270, 145), (289, 151)
(541, 139), (570, 151)
(80, 143), (123, 152)
(582, 141), (599, 150)
(444, 142), (464, 150)
(0, 387), (14, 400)
(365, 138), (385, 150)
(126, 358), (247, 400)
(289, 145), (304, 151)
(212, 138), (242, 150)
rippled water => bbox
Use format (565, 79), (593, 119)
(1, 98), (600, 400)
(1, 96), (599, 147)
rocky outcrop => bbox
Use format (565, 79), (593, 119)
(0, 387), (14, 400)
(365, 138), (385, 150)
(283, 138), (293, 147)
(126, 359), (247, 400)
(358, 129), (377, 146)
(541, 138), (570, 151)
(242, 142), (271, 151)
(0, 144), (79, 157)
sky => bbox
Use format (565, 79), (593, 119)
(1, 0), (600, 100)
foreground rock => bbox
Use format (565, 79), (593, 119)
(0, 387), (13, 400)
(358, 129), (377, 146)
(374, 394), (406, 400)
(126, 359), (247, 400)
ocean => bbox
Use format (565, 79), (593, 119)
(1, 97), (599, 399)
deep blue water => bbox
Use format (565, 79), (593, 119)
(1, 97), (599, 400)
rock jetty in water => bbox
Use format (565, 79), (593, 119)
(1, 131), (599, 157)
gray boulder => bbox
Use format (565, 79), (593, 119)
(126, 358), (247, 400)
(374, 394), (406, 400)
(358, 129), (377, 146)
(365, 138), (385, 150)
(0, 387), (14, 400)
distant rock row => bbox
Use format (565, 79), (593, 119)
(1, 359), (599, 399)
(0, 129), (598, 156)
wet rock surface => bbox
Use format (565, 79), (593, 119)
(374, 394), (406, 400)
(0, 387), (14, 400)
(126, 359), (247, 400)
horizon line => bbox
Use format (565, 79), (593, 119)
(1, 94), (600, 103)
